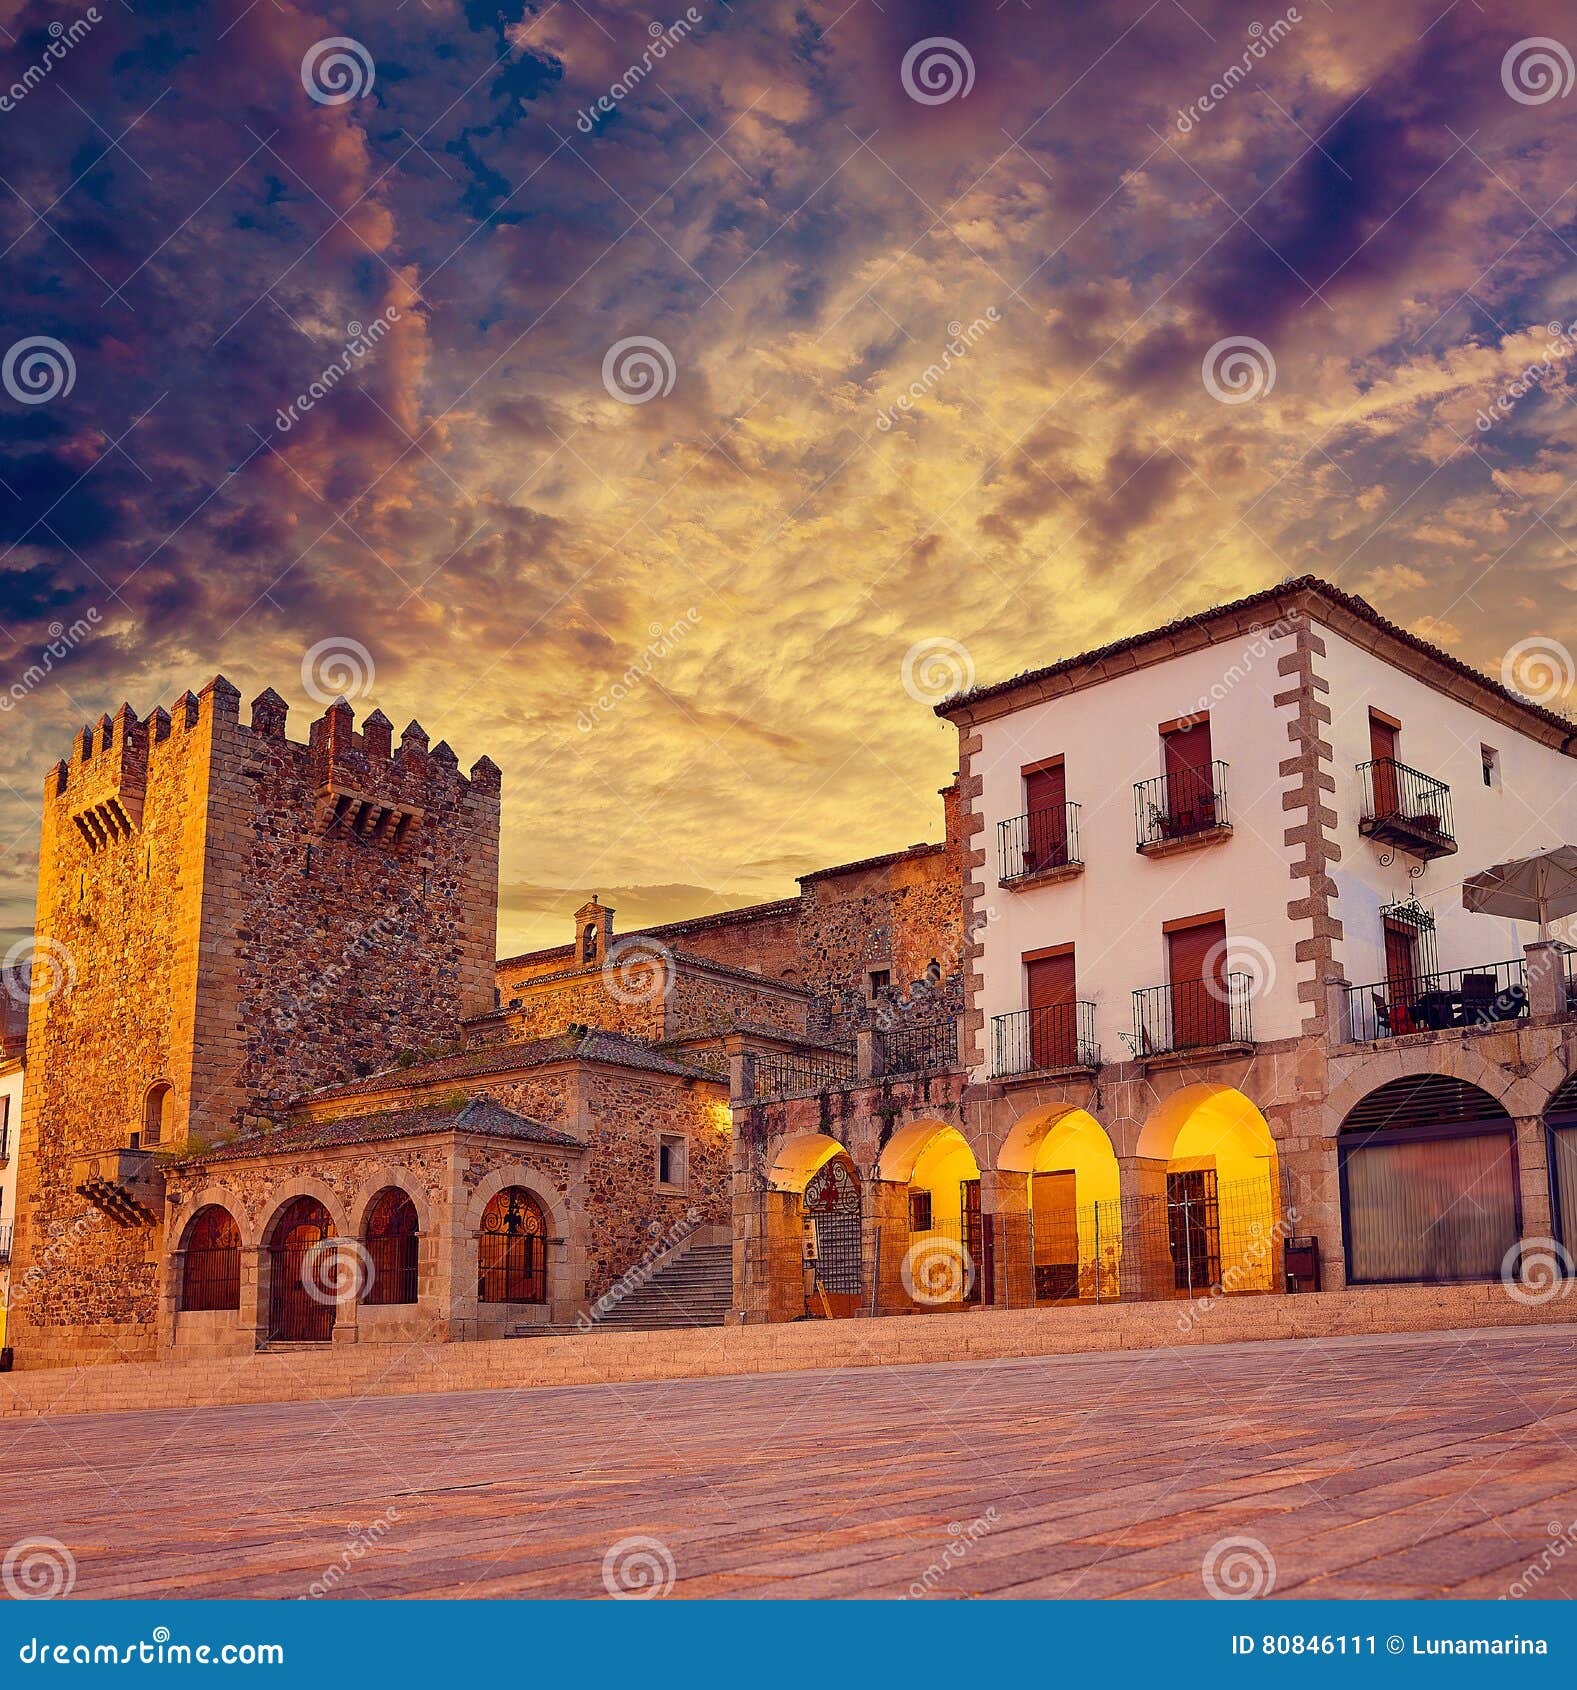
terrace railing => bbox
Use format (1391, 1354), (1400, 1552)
(753, 1049), (856, 1101)
(1357, 758), (1457, 860)
(1345, 958), (1527, 1041)
(880, 1019), (958, 1075)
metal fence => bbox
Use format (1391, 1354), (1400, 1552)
(1023, 1174), (1285, 1305)
(1346, 958), (1527, 1041)
(1134, 760), (1230, 849)
(753, 1049), (856, 1100)
(181, 1244), (240, 1312)
(998, 803), (1081, 880)
(1131, 974), (1252, 1056)
(881, 1019), (957, 1075)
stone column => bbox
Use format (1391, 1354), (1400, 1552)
(983, 1166), (1030, 1308)
(864, 1179), (910, 1315)
(1524, 941), (1564, 1020)
(1117, 1156), (1170, 1300)
(1514, 1114), (1553, 1245)
(1324, 974), (1353, 1048)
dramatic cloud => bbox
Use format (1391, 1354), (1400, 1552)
(2, 0), (1576, 949)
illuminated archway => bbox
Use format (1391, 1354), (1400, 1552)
(767, 1132), (845, 1192)
(877, 1122), (981, 1307)
(1134, 1085), (1281, 1297)
(1000, 1103), (1120, 1302)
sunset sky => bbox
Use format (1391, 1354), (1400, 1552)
(2, 0), (1576, 954)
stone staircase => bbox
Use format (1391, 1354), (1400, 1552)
(588, 1240), (734, 1332)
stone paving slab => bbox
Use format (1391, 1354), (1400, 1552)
(1, 1326), (1576, 1599)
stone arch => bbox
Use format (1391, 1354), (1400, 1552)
(350, 1166), (435, 1238)
(463, 1165), (571, 1240)
(766, 1132), (847, 1193)
(175, 1182), (259, 1249)
(875, 1117), (962, 1184)
(142, 1080), (175, 1147)
(260, 1177), (352, 1246)
(997, 1103), (1121, 1304)
(1324, 1045), (1537, 1138)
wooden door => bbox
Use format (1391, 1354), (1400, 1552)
(1032, 1170), (1079, 1301)
(1369, 713), (1400, 817)
(1162, 718), (1214, 831)
(1023, 762), (1068, 870)
(1026, 949), (1077, 1068)
(1166, 1168), (1221, 1293)
(1383, 921), (1419, 1035)
(962, 1179), (984, 1305)
(1168, 917), (1228, 1047)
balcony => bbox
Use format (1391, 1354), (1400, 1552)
(879, 1018), (958, 1075)
(1345, 959), (1528, 1042)
(751, 1049), (855, 1102)
(1131, 974), (1253, 1060)
(1134, 761), (1231, 856)
(1357, 758), (1457, 861)
(71, 1145), (162, 1224)
(991, 1003), (1099, 1078)
(0, 1222), (10, 1264)
(998, 804), (1082, 887)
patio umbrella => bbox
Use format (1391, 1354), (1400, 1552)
(1462, 845), (1577, 941)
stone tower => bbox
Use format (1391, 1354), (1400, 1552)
(9, 678), (501, 1368)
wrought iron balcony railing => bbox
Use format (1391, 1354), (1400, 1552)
(880, 1019), (958, 1075)
(998, 803), (1082, 882)
(992, 1002), (1099, 1078)
(1345, 959), (1528, 1042)
(752, 1049), (856, 1101)
(1131, 973), (1253, 1057)
(1134, 761), (1231, 851)
(1357, 758), (1457, 860)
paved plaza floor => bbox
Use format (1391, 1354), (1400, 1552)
(5, 1325), (1577, 1600)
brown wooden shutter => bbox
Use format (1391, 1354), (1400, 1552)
(1023, 761), (1068, 868)
(1026, 949), (1077, 1067)
(1167, 917), (1227, 1046)
(1162, 718), (1214, 828)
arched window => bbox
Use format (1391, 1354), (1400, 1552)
(1339, 1075), (1518, 1285)
(582, 923), (600, 963)
(181, 1205), (240, 1312)
(267, 1196), (337, 1343)
(143, 1082), (173, 1148)
(363, 1187), (419, 1305)
(478, 1186), (548, 1304)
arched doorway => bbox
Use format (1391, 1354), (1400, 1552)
(1545, 1074), (1577, 1274)
(1135, 1086), (1281, 1298)
(802, 1154), (863, 1318)
(266, 1196), (337, 1343)
(1340, 1074), (1519, 1284)
(363, 1187), (420, 1306)
(999, 1105), (1121, 1303)
(478, 1187), (548, 1304)
(876, 1121), (983, 1307)
(180, 1205), (241, 1312)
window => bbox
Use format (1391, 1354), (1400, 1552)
(1022, 756), (1070, 870)
(143, 1082), (173, 1148)
(581, 922), (600, 963)
(909, 1190), (932, 1230)
(869, 969), (891, 995)
(657, 1134), (688, 1190)
(181, 1206), (241, 1312)
(1482, 745), (1500, 789)
(1165, 912), (1229, 1047)
(1025, 945), (1077, 1068)
(0, 1093), (9, 1161)
(478, 1187), (548, 1303)
(1159, 715), (1218, 835)
(362, 1187), (419, 1305)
